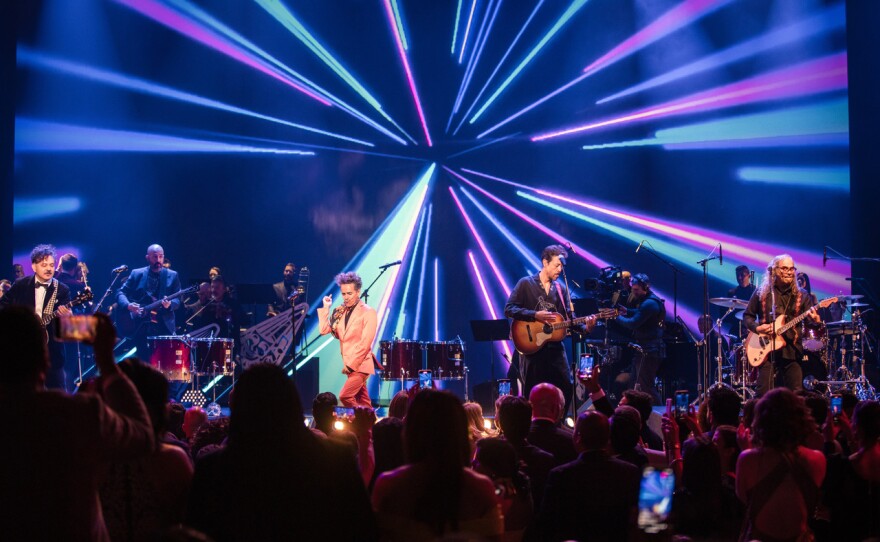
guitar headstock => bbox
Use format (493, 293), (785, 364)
(818, 297), (838, 308)
(598, 308), (619, 319)
(70, 288), (94, 307)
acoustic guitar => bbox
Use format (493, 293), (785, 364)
(511, 308), (618, 355)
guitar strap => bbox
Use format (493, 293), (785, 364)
(42, 278), (59, 325)
(553, 282), (569, 319)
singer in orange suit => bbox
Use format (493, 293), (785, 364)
(318, 272), (377, 408)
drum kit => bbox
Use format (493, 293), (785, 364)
(708, 295), (876, 400)
(379, 337), (467, 383)
(148, 335), (235, 413)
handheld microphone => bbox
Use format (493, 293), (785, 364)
(823, 246), (827, 267)
(112, 265), (129, 274)
(719, 243), (723, 266)
(635, 240), (645, 253)
(379, 260), (402, 270)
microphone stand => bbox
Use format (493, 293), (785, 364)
(696, 246), (721, 402)
(559, 260), (579, 422)
(360, 266), (393, 305)
(636, 241), (682, 319)
(92, 270), (127, 314)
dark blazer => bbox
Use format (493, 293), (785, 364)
(528, 419), (577, 466)
(0, 275), (70, 368)
(539, 450), (641, 542)
(116, 267), (182, 334)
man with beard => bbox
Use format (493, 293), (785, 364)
(268, 262), (299, 318)
(614, 273), (666, 405)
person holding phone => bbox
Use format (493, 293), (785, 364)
(318, 271), (377, 408)
(0, 244), (71, 389)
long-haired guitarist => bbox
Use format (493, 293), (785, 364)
(116, 244), (182, 359)
(0, 244), (71, 389)
(504, 245), (591, 412)
(742, 254), (821, 396)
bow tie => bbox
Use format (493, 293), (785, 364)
(35, 282), (49, 289)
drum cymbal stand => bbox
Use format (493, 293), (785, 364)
(205, 361), (222, 417)
(696, 245), (722, 404)
(850, 308), (877, 400)
(709, 307), (738, 387)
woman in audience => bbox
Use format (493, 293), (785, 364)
(100, 359), (193, 542)
(372, 389), (503, 541)
(464, 401), (495, 455)
(187, 363), (375, 541)
(736, 388), (826, 542)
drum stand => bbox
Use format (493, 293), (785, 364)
(205, 362), (223, 417)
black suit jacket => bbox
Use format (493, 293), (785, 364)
(116, 267), (181, 334)
(539, 450), (641, 542)
(1, 275), (70, 368)
(528, 419), (578, 466)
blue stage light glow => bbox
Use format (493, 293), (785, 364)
(14, 197), (82, 224)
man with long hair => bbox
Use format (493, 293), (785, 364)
(742, 254), (821, 396)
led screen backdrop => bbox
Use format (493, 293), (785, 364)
(13, 0), (851, 395)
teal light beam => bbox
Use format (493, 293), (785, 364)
(737, 166), (849, 191)
(469, 0), (590, 124)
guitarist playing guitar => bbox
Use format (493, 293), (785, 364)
(0, 244), (72, 389)
(505, 244), (595, 412)
(116, 244), (182, 359)
(742, 254), (822, 396)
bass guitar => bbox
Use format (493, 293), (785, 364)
(744, 297), (838, 367)
(41, 288), (94, 342)
(116, 285), (197, 338)
(511, 308), (618, 355)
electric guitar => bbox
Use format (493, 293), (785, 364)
(511, 308), (619, 355)
(744, 297), (838, 367)
(41, 288), (94, 342)
(116, 285), (197, 338)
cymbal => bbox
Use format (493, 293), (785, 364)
(709, 297), (749, 309)
(735, 311), (744, 320)
(848, 303), (869, 308)
(837, 294), (864, 301)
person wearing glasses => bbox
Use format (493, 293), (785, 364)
(742, 255), (822, 396)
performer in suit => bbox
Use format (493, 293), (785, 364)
(116, 244), (182, 360)
(0, 244), (71, 389)
(317, 272), (377, 408)
(268, 262), (298, 317)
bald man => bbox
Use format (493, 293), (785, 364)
(116, 244), (182, 359)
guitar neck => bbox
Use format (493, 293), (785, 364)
(142, 288), (193, 311)
(775, 300), (825, 335)
(550, 314), (595, 330)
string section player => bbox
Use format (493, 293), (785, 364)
(742, 254), (821, 396)
(505, 245), (593, 413)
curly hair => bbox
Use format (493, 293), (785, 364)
(334, 271), (362, 291)
(30, 244), (56, 264)
(752, 388), (816, 452)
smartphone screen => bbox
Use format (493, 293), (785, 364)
(674, 390), (689, 417)
(831, 395), (842, 417)
(418, 370), (433, 389)
(577, 354), (594, 378)
(55, 314), (97, 342)
(497, 379), (511, 397)
(637, 468), (675, 534)
(333, 406), (355, 419)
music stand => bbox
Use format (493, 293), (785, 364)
(470, 319), (512, 399)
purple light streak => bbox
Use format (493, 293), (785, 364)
(532, 189), (848, 294)
(583, 0), (735, 75)
(448, 168), (704, 329)
(113, 0), (330, 105)
(534, 52), (848, 141)
(448, 187), (511, 296)
(468, 251), (513, 360)
(382, 0), (432, 146)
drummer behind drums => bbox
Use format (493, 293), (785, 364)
(317, 272), (377, 409)
(742, 255), (821, 396)
(796, 272), (831, 382)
